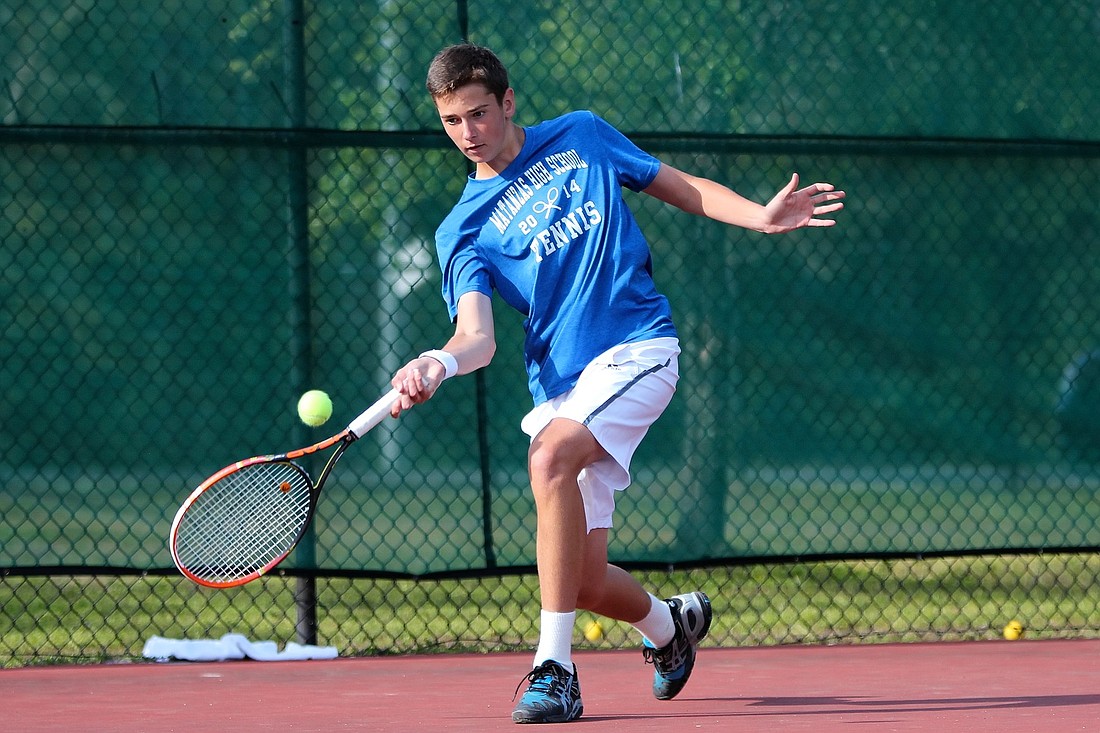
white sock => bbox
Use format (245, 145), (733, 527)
(533, 610), (576, 669)
(632, 594), (675, 648)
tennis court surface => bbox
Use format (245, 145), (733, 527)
(9, 639), (1099, 731)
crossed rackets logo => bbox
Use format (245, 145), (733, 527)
(532, 186), (562, 219)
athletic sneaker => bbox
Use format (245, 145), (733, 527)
(642, 591), (712, 700)
(511, 660), (583, 724)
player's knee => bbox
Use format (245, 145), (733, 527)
(528, 422), (601, 484)
(527, 440), (582, 487)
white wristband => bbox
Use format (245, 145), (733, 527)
(419, 349), (459, 380)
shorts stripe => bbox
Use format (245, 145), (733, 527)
(583, 357), (673, 427)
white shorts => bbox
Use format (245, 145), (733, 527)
(520, 337), (680, 532)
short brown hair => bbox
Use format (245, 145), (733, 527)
(426, 44), (509, 102)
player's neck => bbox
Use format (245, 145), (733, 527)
(475, 123), (525, 179)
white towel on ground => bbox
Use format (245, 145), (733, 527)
(142, 633), (338, 662)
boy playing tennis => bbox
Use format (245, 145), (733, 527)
(389, 43), (844, 724)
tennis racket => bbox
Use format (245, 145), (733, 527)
(170, 384), (405, 588)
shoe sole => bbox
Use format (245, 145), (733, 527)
(679, 591), (713, 643)
(512, 704), (583, 724)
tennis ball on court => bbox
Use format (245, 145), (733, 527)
(1003, 620), (1023, 640)
(583, 620), (603, 642)
(297, 390), (332, 427)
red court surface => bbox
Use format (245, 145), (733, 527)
(8, 639), (1099, 732)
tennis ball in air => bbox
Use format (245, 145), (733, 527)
(1003, 620), (1023, 640)
(583, 620), (604, 642)
(297, 390), (332, 427)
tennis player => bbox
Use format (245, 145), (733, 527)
(389, 43), (844, 724)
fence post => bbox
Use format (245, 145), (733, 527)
(280, 0), (318, 645)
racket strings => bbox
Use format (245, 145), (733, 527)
(174, 462), (312, 583)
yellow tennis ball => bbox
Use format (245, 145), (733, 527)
(297, 390), (332, 427)
(583, 620), (603, 642)
(1003, 620), (1023, 640)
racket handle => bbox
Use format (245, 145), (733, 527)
(346, 377), (429, 439)
(346, 388), (401, 439)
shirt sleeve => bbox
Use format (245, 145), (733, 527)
(587, 112), (662, 192)
(435, 224), (493, 322)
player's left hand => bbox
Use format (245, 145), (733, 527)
(763, 173), (845, 233)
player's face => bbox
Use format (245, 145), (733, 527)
(435, 84), (517, 174)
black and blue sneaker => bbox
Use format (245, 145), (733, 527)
(642, 591), (712, 700)
(511, 660), (583, 724)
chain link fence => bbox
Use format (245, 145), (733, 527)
(2, 1), (1099, 665)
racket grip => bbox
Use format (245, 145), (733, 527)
(346, 387), (402, 438)
(346, 377), (429, 438)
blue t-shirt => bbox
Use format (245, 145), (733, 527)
(435, 110), (677, 404)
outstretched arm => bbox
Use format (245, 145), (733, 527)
(389, 291), (496, 416)
(642, 163), (845, 234)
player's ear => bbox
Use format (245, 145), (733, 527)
(502, 88), (515, 120)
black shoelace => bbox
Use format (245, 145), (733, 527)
(512, 661), (569, 701)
